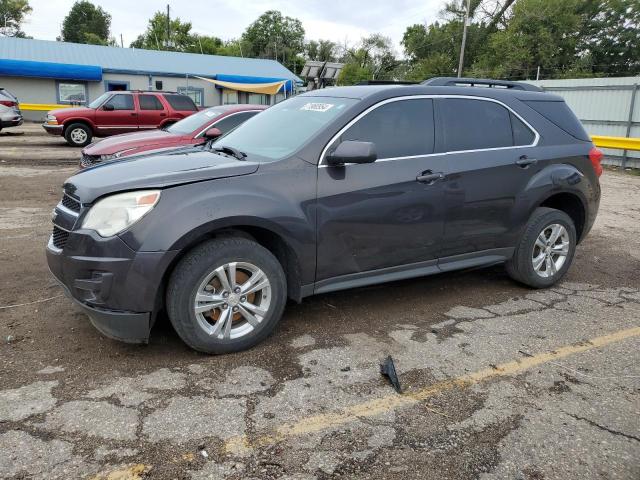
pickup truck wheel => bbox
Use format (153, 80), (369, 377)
(506, 207), (576, 288)
(166, 237), (287, 354)
(64, 123), (92, 147)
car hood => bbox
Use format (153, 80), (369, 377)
(49, 107), (94, 117)
(64, 149), (259, 203)
(83, 129), (185, 155)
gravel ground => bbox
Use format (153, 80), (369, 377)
(0, 129), (639, 480)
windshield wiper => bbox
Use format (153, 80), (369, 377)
(211, 145), (247, 160)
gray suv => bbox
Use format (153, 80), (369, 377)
(47, 77), (602, 354)
(0, 88), (23, 131)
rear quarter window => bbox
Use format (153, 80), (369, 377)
(163, 94), (198, 111)
(524, 100), (590, 141)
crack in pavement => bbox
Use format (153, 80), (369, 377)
(565, 412), (640, 444)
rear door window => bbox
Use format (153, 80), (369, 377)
(163, 94), (198, 111)
(339, 99), (435, 159)
(105, 94), (134, 110)
(139, 95), (164, 110)
(438, 98), (513, 152)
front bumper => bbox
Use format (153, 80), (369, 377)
(43, 123), (63, 135)
(46, 229), (178, 344)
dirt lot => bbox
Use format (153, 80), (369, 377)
(1, 125), (639, 480)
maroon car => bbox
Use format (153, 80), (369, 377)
(43, 91), (199, 147)
(79, 104), (267, 168)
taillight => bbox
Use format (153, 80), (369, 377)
(589, 147), (603, 177)
(0, 100), (16, 107)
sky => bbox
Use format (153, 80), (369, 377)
(22, 0), (444, 54)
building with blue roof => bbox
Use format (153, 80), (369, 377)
(0, 37), (301, 120)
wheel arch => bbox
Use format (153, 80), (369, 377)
(158, 220), (304, 312)
(62, 118), (96, 135)
(537, 191), (587, 242)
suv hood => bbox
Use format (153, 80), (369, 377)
(65, 149), (259, 203)
(49, 106), (94, 118)
(83, 129), (184, 156)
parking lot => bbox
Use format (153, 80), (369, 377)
(1, 124), (639, 480)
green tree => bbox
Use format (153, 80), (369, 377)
(61, 1), (112, 45)
(338, 34), (397, 84)
(306, 39), (337, 62)
(577, 0), (640, 76)
(337, 63), (372, 85)
(241, 10), (305, 71)
(130, 11), (194, 51)
(0, 0), (32, 37)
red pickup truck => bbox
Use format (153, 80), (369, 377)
(43, 91), (199, 147)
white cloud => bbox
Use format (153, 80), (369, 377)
(23, 0), (443, 51)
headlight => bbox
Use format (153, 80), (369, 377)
(100, 148), (137, 161)
(46, 114), (58, 125)
(81, 190), (160, 237)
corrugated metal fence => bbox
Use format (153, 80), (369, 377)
(528, 77), (640, 169)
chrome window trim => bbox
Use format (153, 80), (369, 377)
(194, 110), (263, 139)
(318, 94), (540, 167)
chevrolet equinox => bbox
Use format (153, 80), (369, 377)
(47, 77), (602, 354)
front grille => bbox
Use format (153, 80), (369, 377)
(52, 226), (70, 249)
(80, 154), (100, 168)
(61, 193), (81, 212)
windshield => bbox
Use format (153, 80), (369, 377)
(166, 107), (227, 135)
(88, 92), (112, 109)
(215, 96), (357, 161)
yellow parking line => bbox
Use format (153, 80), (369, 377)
(225, 325), (640, 455)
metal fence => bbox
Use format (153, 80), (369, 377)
(528, 77), (640, 169)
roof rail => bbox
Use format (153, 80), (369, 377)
(355, 80), (418, 86)
(422, 77), (543, 92)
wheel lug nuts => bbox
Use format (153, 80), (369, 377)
(234, 287), (241, 294)
(232, 306), (239, 312)
(240, 296), (246, 302)
(222, 303), (228, 309)
(222, 291), (229, 298)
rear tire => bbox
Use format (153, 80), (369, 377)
(64, 123), (92, 147)
(166, 237), (287, 354)
(506, 207), (576, 288)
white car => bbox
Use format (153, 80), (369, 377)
(0, 88), (23, 132)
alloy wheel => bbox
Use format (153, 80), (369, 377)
(531, 223), (570, 278)
(70, 128), (88, 144)
(194, 261), (272, 340)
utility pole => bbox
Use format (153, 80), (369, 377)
(457, 0), (471, 78)
(166, 4), (171, 49)
(120, 33), (124, 48)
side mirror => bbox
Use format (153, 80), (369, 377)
(204, 127), (222, 139)
(102, 104), (114, 111)
(326, 140), (377, 166)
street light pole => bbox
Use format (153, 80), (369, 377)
(457, 0), (471, 78)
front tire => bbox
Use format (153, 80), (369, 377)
(506, 207), (576, 288)
(166, 237), (287, 354)
(64, 123), (92, 147)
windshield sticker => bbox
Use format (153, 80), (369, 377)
(204, 111), (218, 117)
(300, 103), (334, 113)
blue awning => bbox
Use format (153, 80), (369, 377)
(0, 59), (102, 81)
(215, 73), (294, 93)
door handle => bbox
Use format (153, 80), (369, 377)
(416, 171), (444, 184)
(516, 155), (538, 168)
(159, 113), (167, 117)
(130, 112), (137, 116)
